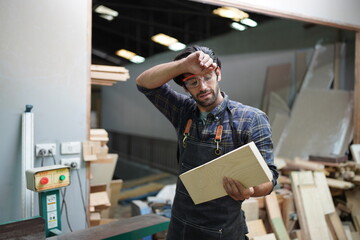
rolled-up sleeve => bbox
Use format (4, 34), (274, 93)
(249, 111), (278, 187)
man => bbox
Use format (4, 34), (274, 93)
(136, 46), (278, 240)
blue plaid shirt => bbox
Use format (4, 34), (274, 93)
(137, 83), (278, 186)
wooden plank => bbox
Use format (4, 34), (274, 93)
(0, 217), (45, 240)
(253, 233), (277, 240)
(91, 79), (115, 86)
(82, 141), (98, 161)
(265, 192), (282, 219)
(261, 63), (291, 113)
(118, 183), (164, 201)
(290, 171), (313, 239)
(290, 230), (304, 240)
(344, 225), (353, 240)
(123, 173), (171, 189)
(91, 64), (128, 73)
(299, 184), (331, 240)
(285, 158), (325, 171)
(326, 212), (347, 240)
(90, 191), (111, 209)
(351, 231), (360, 240)
(313, 171), (335, 214)
(90, 129), (109, 142)
(350, 144), (360, 164)
(281, 194), (296, 232)
(179, 142), (273, 204)
(108, 179), (123, 218)
(345, 189), (360, 231)
(90, 212), (101, 227)
(267, 93), (290, 125)
(90, 71), (129, 81)
(300, 44), (334, 90)
(90, 154), (118, 186)
(242, 198), (259, 221)
(295, 50), (308, 93)
(276, 89), (353, 159)
(309, 155), (348, 164)
(271, 113), (289, 152)
(326, 178), (355, 189)
(246, 219), (267, 239)
(48, 214), (169, 240)
(265, 192), (290, 240)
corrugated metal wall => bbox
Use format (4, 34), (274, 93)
(108, 131), (179, 175)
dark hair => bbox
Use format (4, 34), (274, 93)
(173, 45), (221, 86)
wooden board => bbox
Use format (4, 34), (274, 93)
(276, 89), (353, 159)
(265, 192), (290, 240)
(300, 44), (335, 90)
(281, 194), (296, 232)
(350, 144), (360, 164)
(254, 233), (277, 240)
(242, 198), (259, 221)
(0, 217), (45, 240)
(179, 141), (273, 204)
(48, 214), (169, 240)
(326, 212), (347, 240)
(91, 64), (128, 73)
(90, 129), (109, 142)
(261, 63), (291, 113)
(118, 183), (164, 201)
(326, 178), (355, 189)
(246, 219), (267, 239)
(90, 154), (118, 186)
(290, 171), (314, 239)
(299, 184), (331, 240)
(313, 171), (335, 214)
(91, 71), (129, 81)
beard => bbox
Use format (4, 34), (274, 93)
(192, 82), (220, 108)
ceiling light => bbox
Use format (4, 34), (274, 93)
(95, 5), (118, 17)
(230, 22), (246, 31)
(130, 55), (145, 64)
(240, 18), (258, 27)
(168, 42), (186, 51)
(99, 14), (114, 21)
(116, 49), (136, 60)
(115, 49), (145, 64)
(213, 6), (249, 21)
(151, 33), (178, 47)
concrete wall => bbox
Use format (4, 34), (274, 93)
(0, 0), (90, 232)
(102, 18), (355, 140)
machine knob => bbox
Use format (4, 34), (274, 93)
(40, 177), (49, 185)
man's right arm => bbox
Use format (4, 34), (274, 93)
(136, 51), (217, 89)
(136, 58), (187, 89)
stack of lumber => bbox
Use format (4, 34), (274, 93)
(84, 129), (123, 225)
(243, 167), (360, 240)
(91, 64), (130, 86)
(83, 129), (112, 162)
(89, 184), (111, 226)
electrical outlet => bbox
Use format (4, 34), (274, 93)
(61, 141), (81, 155)
(61, 157), (81, 169)
(35, 143), (56, 157)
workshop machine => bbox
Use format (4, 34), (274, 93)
(26, 165), (71, 237)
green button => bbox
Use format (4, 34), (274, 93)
(59, 175), (66, 181)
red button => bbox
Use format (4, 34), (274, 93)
(40, 177), (49, 185)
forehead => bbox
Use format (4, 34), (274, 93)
(183, 71), (213, 78)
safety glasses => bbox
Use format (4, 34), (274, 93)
(182, 68), (218, 89)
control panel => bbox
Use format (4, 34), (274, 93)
(26, 165), (71, 192)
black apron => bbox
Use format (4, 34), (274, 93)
(166, 106), (248, 240)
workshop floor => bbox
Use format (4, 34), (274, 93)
(113, 172), (177, 220)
